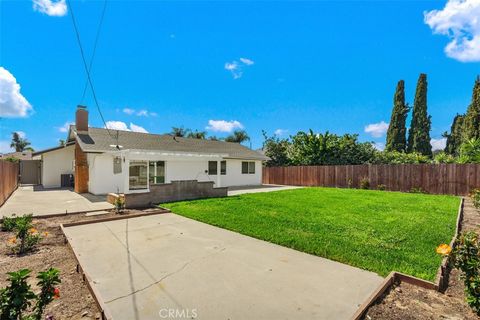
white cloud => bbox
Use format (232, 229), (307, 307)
(424, 0), (480, 62)
(431, 137), (447, 151)
(106, 121), (129, 131)
(105, 121), (148, 133)
(0, 67), (32, 118)
(32, 0), (67, 17)
(136, 110), (149, 117)
(129, 123), (148, 133)
(274, 129), (288, 136)
(224, 57), (255, 79)
(239, 57), (254, 65)
(364, 121), (389, 138)
(57, 121), (74, 133)
(206, 120), (244, 133)
(225, 61), (242, 79)
(123, 108), (135, 115)
(373, 142), (385, 151)
(122, 107), (157, 117)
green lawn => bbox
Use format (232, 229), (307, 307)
(163, 187), (460, 281)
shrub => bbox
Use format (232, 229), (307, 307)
(114, 196), (125, 214)
(377, 184), (386, 191)
(452, 232), (480, 315)
(471, 189), (480, 209)
(372, 151), (430, 164)
(433, 152), (456, 164)
(0, 268), (61, 320)
(1, 215), (17, 232)
(410, 187), (427, 194)
(359, 177), (370, 189)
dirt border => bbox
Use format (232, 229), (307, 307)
(59, 208), (171, 320)
(351, 197), (465, 320)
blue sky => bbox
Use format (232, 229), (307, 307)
(1, 0), (479, 152)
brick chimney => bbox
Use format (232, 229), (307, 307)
(76, 105), (88, 132)
(74, 105), (89, 193)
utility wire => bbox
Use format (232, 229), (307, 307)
(66, 0), (114, 139)
(80, 0), (108, 103)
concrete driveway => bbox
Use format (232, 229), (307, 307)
(63, 214), (383, 320)
(0, 185), (113, 217)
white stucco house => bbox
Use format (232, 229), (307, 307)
(34, 106), (269, 195)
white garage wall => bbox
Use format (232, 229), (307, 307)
(87, 153), (125, 195)
(41, 145), (74, 188)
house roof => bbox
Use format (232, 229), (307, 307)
(32, 142), (75, 156)
(71, 126), (269, 161)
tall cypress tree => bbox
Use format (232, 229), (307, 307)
(444, 114), (465, 155)
(462, 76), (480, 142)
(385, 80), (409, 152)
(407, 73), (432, 156)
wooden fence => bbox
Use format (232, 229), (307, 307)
(0, 160), (19, 207)
(262, 164), (480, 195)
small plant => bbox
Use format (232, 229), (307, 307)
(0, 268), (61, 320)
(471, 189), (480, 209)
(114, 196), (125, 214)
(359, 177), (370, 189)
(377, 184), (386, 191)
(1, 215), (17, 232)
(410, 187), (427, 194)
(347, 178), (353, 189)
(450, 232), (480, 315)
(4, 214), (43, 255)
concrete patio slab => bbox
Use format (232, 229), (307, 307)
(0, 185), (113, 217)
(63, 213), (383, 320)
(227, 184), (303, 196)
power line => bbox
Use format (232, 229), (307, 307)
(66, 0), (114, 138)
(80, 0), (108, 103)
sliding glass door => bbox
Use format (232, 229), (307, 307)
(129, 161), (148, 190)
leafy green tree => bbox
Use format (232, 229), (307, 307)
(463, 77), (480, 142)
(10, 132), (31, 152)
(458, 138), (480, 163)
(58, 139), (66, 147)
(170, 127), (190, 137)
(372, 150), (430, 164)
(225, 130), (250, 144)
(261, 130), (290, 167)
(287, 130), (377, 165)
(407, 73), (432, 156)
(186, 130), (207, 139)
(444, 114), (465, 155)
(386, 80), (409, 152)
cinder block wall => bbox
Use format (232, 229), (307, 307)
(125, 180), (227, 208)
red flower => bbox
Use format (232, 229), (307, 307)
(53, 288), (60, 299)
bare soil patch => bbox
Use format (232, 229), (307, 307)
(364, 199), (480, 319)
(0, 209), (159, 320)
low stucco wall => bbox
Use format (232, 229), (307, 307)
(124, 180), (227, 208)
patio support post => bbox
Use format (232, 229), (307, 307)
(216, 160), (221, 187)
